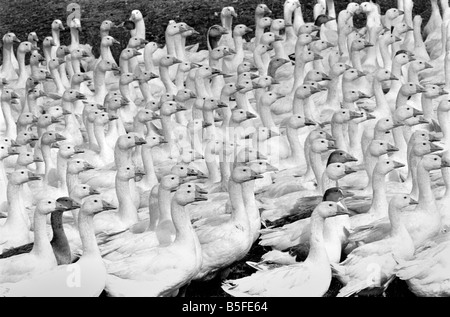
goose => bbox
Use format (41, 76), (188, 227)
(348, 154), (446, 250)
(0, 33), (20, 81)
(218, 6), (237, 50)
(0, 170), (42, 251)
(0, 196), (115, 297)
(222, 24), (253, 83)
(221, 201), (349, 297)
(0, 198), (77, 283)
(104, 185), (205, 297)
(250, 5), (272, 49)
(1, 88), (21, 140)
(0, 145), (20, 214)
(332, 194), (417, 297)
(192, 165), (262, 281)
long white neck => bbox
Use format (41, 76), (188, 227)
(116, 175), (138, 224)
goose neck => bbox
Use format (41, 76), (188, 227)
(78, 212), (100, 256)
(171, 200), (196, 243)
(116, 175), (138, 224)
(31, 210), (53, 256)
(306, 212), (328, 263)
(228, 178), (249, 224)
(438, 110), (450, 150)
(371, 171), (388, 217)
(5, 183), (29, 228)
(158, 187), (172, 222)
(416, 163), (435, 209)
(56, 154), (69, 194)
(141, 146), (158, 186)
(287, 126), (303, 159)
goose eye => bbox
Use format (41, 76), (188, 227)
(386, 162), (390, 164)
(126, 167), (130, 170)
(180, 167), (184, 169)
(48, 201), (51, 204)
(171, 177), (174, 180)
(329, 203), (332, 207)
(94, 200), (98, 203)
(21, 171), (24, 174)
(434, 158), (437, 161)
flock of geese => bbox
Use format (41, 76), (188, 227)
(0, 0), (449, 297)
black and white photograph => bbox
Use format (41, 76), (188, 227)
(0, 0), (449, 300)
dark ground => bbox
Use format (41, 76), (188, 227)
(1, 0), (428, 297)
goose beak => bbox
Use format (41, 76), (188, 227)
(429, 134), (442, 142)
(392, 121), (404, 128)
(55, 133), (66, 141)
(349, 110), (364, 119)
(62, 109), (72, 115)
(51, 116), (62, 124)
(98, 200), (116, 213)
(389, 74), (399, 80)
(313, 52), (323, 60)
(387, 143), (399, 152)
(202, 121), (212, 128)
(194, 192), (208, 202)
(111, 64), (120, 72)
(217, 101), (228, 108)
(108, 114), (119, 121)
(195, 185), (208, 195)
(416, 85), (427, 93)
(412, 108), (423, 116)
(430, 143), (444, 153)
(344, 153), (358, 162)
(358, 91), (370, 99)
(417, 116), (429, 124)
(252, 82), (263, 89)
(251, 171), (264, 179)
(96, 104), (107, 111)
(33, 155), (43, 162)
(304, 118), (317, 126)
(55, 201), (69, 211)
(268, 129), (279, 138)
(10, 140), (20, 147)
(89, 188), (100, 195)
(440, 89), (449, 96)
(159, 137), (168, 144)
(364, 42), (374, 48)
(365, 113), (376, 120)
(246, 111), (257, 120)
(27, 171), (42, 181)
(13, 36), (20, 43)
(344, 166), (356, 175)
(51, 142), (60, 149)
(134, 136), (147, 145)
(189, 91), (197, 98)
(7, 147), (20, 156)
(441, 158), (450, 168)
(56, 197), (81, 211)
(327, 141), (338, 150)
(393, 161), (405, 169)
(265, 164), (279, 172)
(335, 201), (350, 216)
(356, 70), (366, 77)
(187, 168), (198, 177)
(274, 35), (284, 42)
(409, 198), (418, 205)
(74, 146), (85, 154)
(257, 151), (268, 160)
(134, 168), (146, 177)
(83, 162), (95, 170)
(175, 103), (187, 112)
(76, 92), (87, 100)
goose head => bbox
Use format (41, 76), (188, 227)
(119, 72), (139, 85)
(165, 22), (186, 37)
(101, 36), (120, 48)
(257, 17), (273, 31)
(27, 32), (39, 45)
(17, 112), (38, 128)
(305, 70), (331, 83)
(36, 198), (75, 216)
(260, 32), (283, 46)
(174, 185), (208, 205)
(128, 37), (148, 50)
(16, 151), (39, 167)
(145, 100), (158, 111)
(422, 84), (448, 98)
(251, 127), (279, 142)
(385, 8), (404, 21)
(326, 162), (356, 180)
(162, 174), (185, 192)
(0, 145), (19, 160)
(332, 109), (363, 124)
(309, 128), (335, 142)
(27, 87), (46, 101)
(374, 158), (405, 176)
(55, 46), (70, 61)
(380, 30), (402, 46)
(392, 20), (413, 36)
(63, 89), (86, 102)
(399, 82), (426, 97)
(94, 112), (117, 127)
(116, 134), (146, 151)
(46, 105), (67, 119)
(394, 105), (421, 122)
(8, 169), (41, 185)
(412, 140), (443, 157)
(160, 101), (186, 117)
(254, 44), (273, 58)
(410, 59), (433, 74)
(375, 117), (404, 132)
(137, 70), (158, 83)
(67, 158), (94, 175)
(145, 131), (166, 148)
(411, 130), (441, 144)
(210, 45), (235, 61)
(420, 154), (444, 172)
(285, 114), (316, 129)
(368, 140), (399, 157)
(255, 3), (272, 17)
(298, 23), (320, 35)
(37, 114), (60, 130)
(207, 24), (229, 50)
(327, 150), (358, 165)
(393, 50), (415, 66)
(221, 6), (238, 18)
(270, 19), (285, 34)
(40, 131), (65, 146)
(389, 194), (418, 215)
(100, 20), (115, 34)
(314, 201), (350, 219)
(238, 71), (259, 82)
(30, 51), (45, 66)
(58, 142), (84, 159)
(343, 89), (370, 103)
(120, 48), (142, 62)
(375, 68), (398, 82)
(234, 24), (252, 38)
(231, 108), (257, 124)
(343, 68), (366, 81)
(328, 63), (351, 78)
(0, 137), (19, 148)
(2, 33), (20, 46)
(203, 98), (228, 112)
(235, 147), (266, 164)
(80, 195), (116, 216)
(248, 160), (278, 174)
(145, 41), (163, 55)
(136, 109), (159, 124)
(107, 96), (129, 111)
(438, 98), (450, 112)
(96, 59), (120, 73)
(175, 89), (196, 103)
(71, 72), (91, 86)
(16, 131), (38, 145)
(116, 165), (144, 182)
(237, 61), (258, 74)
(259, 91), (284, 108)
(177, 62), (195, 74)
(159, 55), (182, 68)
(48, 58), (66, 71)
(311, 138), (338, 153)
(350, 38), (374, 52)
(232, 165), (263, 183)
(235, 78), (256, 93)
(17, 41), (34, 56)
(323, 186), (354, 202)
(257, 76), (280, 88)
(43, 36), (56, 50)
